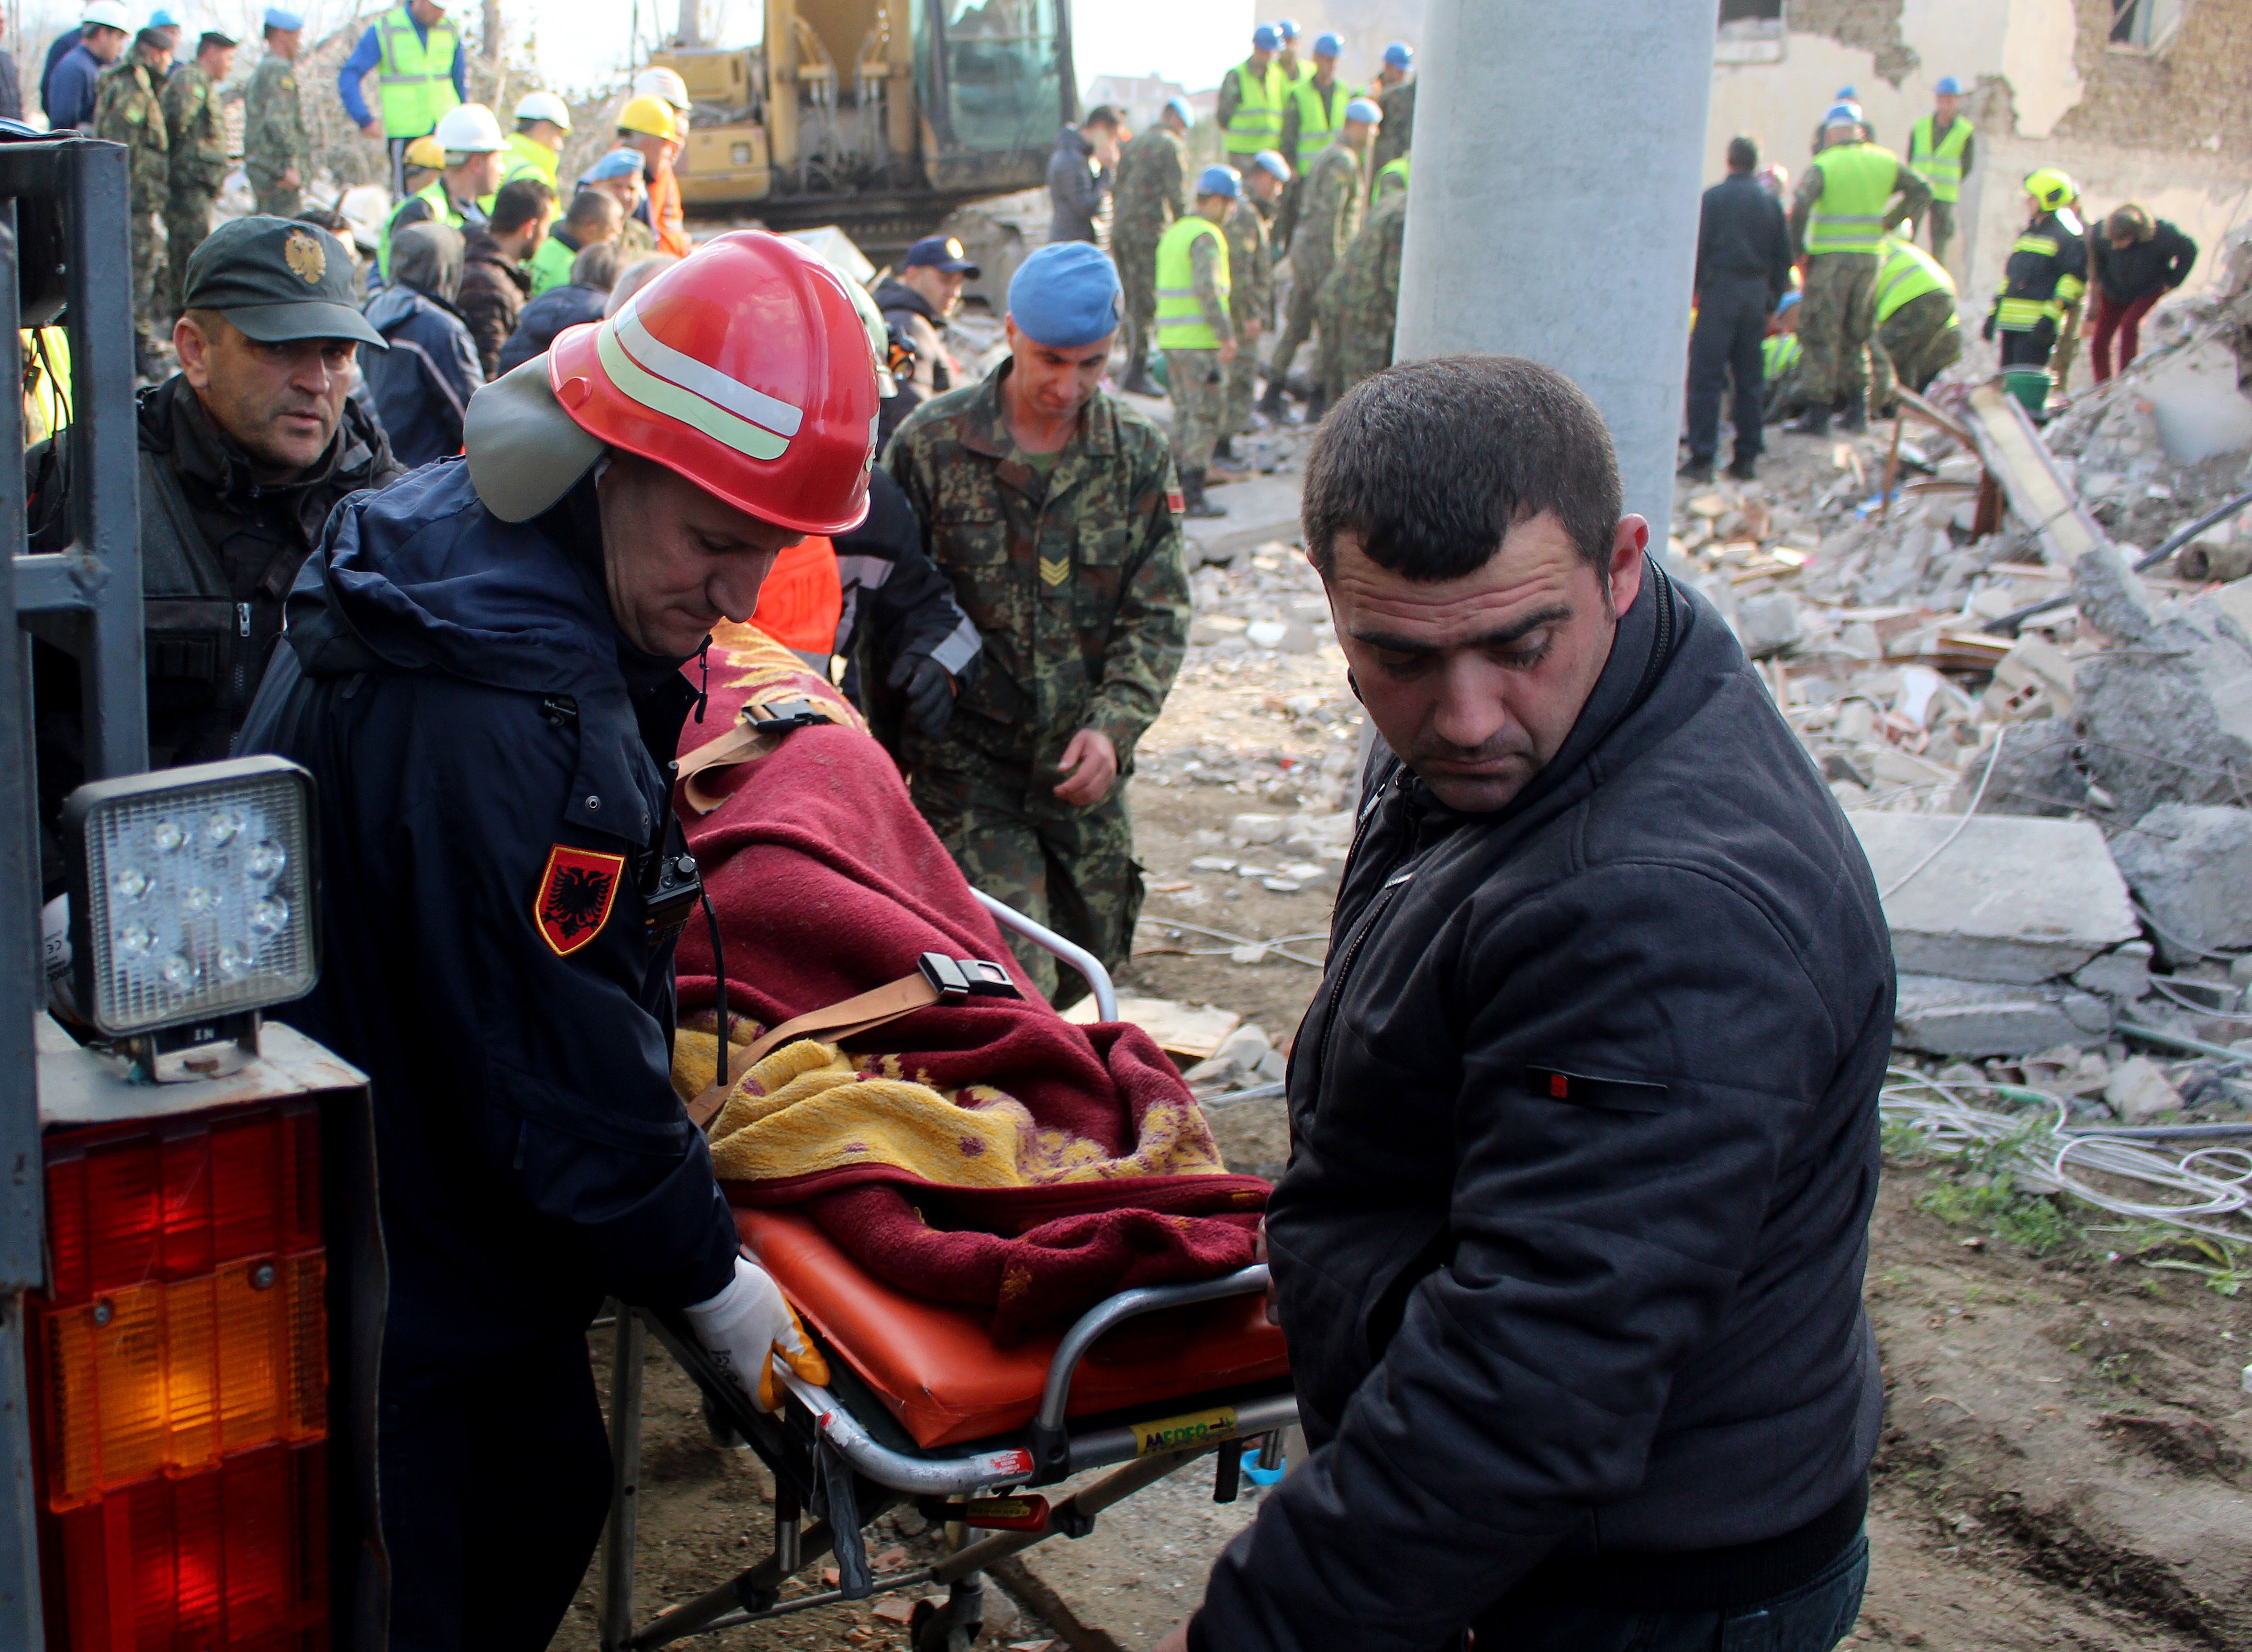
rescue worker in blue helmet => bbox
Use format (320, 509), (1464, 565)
(241, 231), (882, 1649)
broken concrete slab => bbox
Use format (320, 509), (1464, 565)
(1893, 973), (2113, 1057)
(2105, 1055), (2186, 1124)
(1948, 718), (2086, 817)
(1848, 811), (2139, 984)
(2108, 803), (2252, 965)
(2072, 940), (2153, 1004)
(1733, 591), (1802, 658)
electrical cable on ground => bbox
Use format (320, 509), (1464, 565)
(1878, 726), (2007, 902)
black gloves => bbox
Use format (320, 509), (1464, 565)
(1981, 312), (1997, 343)
(887, 650), (956, 736)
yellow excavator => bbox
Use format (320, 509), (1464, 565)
(653, 0), (1076, 245)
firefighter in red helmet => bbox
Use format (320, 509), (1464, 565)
(240, 231), (877, 1648)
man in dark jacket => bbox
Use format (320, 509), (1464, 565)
(238, 232), (863, 1650)
(498, 239), (619, 374)
(362, 219), (483, 466)
(28, 215), (397, 888)
(1685, 135), (1794, 483)
(873, 233), (976, 448)
(1046, 104), (1121, 246)
(1164, 355), (1890, 1652)
(2088, 204), (2197, 382)
(459, 175), (555, 378)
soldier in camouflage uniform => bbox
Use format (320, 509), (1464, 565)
(95, 28), (173, 374)
(1259, 97), (1377, 422)
(1110, 98), (1192, 396)
(244, 10), (311, 218)
(1317, 185), (1408, 399)
(1221, 151), (1286, 453)
(884, 242), (1190, 1008)
(1372, 75), (1415, 175)
(162, 30), (236, 321)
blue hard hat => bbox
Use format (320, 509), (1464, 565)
(1835, 84), (1856, 98)
(1935, 74), (1963, 95)
(1276, 18), (1300, 38)
(1164, 94), (1195, 127)
(147, 7), (178, 24)
(1313, 31), (1342, 58)
(1383, 41), (1412, 69)
(1008, 241), (1123, 349)
(263, 5), (303, 28)
(1251, 149), (1291, 183)
(1823, 103), (1861, 126)
(1198, 164), (1242, 199)
(1252, 24), (1280, 51)
(1345, 96), (1383, 124)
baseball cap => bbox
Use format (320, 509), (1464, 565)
(181, 216), (386, 348)
(904, 234), (979, 276)
(1007, 242), (1121, 350)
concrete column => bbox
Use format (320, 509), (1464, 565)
(1393, 1), (1719, 534)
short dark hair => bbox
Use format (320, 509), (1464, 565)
(489, 177), (558, 236)
(1727, 135), (1759, 172)
(564, 187), (621, 231)
(571, 240), (623, 291)
(197, 31), (232, 54)
(1302, 355), (1622, 588)
(1083, 104), (1122, 131)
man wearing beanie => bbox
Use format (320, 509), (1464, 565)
(885, 239), (1190, 1008)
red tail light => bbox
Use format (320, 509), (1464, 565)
(29, 1100), (329, 1650)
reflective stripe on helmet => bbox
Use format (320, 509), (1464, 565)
(614, 299), (805, 437)
(597, 316), (790, 461)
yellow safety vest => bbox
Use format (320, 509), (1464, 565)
(1290, 74), (1346, 169)
(1763, 332), (1802, 382)
(380, 178), (465, 278)
(1225, 59), (1285, 159)
(1155, 216), (1230, 351)
(1874, 236), (1955, 325)
(1805, 142), (1902, 256)
(1907, 114), (1972, 204)
(1375, 154), (1410, 199)
(480, 130), (560, 215)
(374, 4), (460, 139)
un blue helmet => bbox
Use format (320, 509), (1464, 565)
(1383, 41), (1413, 70)
(1250, 149), (1291, 183)
(1835, 84), (1856, 99)
(1934, 74), (1963, 95)
(1253, 23), (1280, 51)
(1823, 103), (1861, 127)
(1198, 164), (1243, 199)
(1313, 31), (1343, 59)
(1164, 94), (1195, 127)
(1345, 96), (1384, 125)
(1276, 17), (1301, 39)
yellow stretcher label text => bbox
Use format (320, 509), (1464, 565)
(1132, 1405), (1238, 1457)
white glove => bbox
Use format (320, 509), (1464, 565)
(683, 1253), (829, 1413)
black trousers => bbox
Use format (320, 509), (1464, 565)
(1686, 277), (1771, 463)
(1999, 317), (2057, 369)
(379, 1333), (614, 1651)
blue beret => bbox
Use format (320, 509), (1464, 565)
(1253, 24), (1280, 50)
(1383, 41), (1412, 69)
(583, 147), (647, 182)
(263, 6), (304, 28)
(1251, 149), (1291, 182)
(1008, 242), (1122, 349)
(1164, 94), (1195, 127)
(1345, 96), (1383, 125)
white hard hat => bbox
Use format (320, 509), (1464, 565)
(80, 0), (131, 29)
(513, 90), (572, 130)
(633, 65), (690, 112)
(433, 102), (506, 153)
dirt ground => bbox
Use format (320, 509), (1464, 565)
(551, 419), (2252, 1652)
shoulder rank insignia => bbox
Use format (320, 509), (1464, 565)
(536, 844), (626, 956)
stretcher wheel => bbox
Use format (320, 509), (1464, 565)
(908, 1576), (985, 1650)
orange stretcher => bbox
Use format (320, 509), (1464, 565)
(595, 896), (1298, 1652)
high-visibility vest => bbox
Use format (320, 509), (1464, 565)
(1996, 214), (2087, 331)
(751, 536), (843, 656)
(1907, 114), (1972, 204)
(1375, 154), (1410, 199)
(480, 130), (560, 215)
(1763, 332), (1802, 382)
(525, 230), (576, 296)
(373, 4), (460, 139)
(1224, 59), (1285, 159)
(1290, 74), (1346, 169)
(380, 179), (464, 279)
(1155, 215), (1230, 350)
(1805, 142), (1902, 256)
(1875, 236), (1955, 325)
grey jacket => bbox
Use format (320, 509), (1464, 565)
(1046, 125), (1111, 244)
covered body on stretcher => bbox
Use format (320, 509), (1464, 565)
(597, 624), (1298, 1651)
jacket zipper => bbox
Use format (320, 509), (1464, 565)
(1313, 774), (1420, 1082)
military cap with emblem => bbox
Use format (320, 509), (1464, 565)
(180, 215), (387, 347)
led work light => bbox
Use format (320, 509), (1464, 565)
(62, 756), (319, 1060)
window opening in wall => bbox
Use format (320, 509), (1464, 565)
(1716, 0), (1785, 64)
(2110, 0), (2184, 51)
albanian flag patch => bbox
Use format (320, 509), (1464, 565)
(1166, 488), (1186, 516)
(535, 844), (626, 957)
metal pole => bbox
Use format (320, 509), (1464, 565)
(0, 193), (47, 1646)
(1392, 0), (1719, 534)
(599, 1307), (648, 1651)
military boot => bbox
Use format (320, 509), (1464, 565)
(1255, 385), (1289, 421)
(1180, 469), (1229, 519)
(1836, 392), (1869, 435)
(1782, 405), (1831, 437)
(1303, 385), (1330, 424)
(1121, 342), (1158, 397)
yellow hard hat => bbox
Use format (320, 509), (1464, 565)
(404, 135), (446, 170)
(618, 95), (681, 140)
(2024, 168), (2077, 212)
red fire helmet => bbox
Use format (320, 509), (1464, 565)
(547, 230), (881, 535)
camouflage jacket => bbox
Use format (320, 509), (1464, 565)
(162, 62), (228, 196)
(1294, 141), (1363, 281)
(95, 58), (169, 211)
(1112, 124), (1186, 244)
(1373, 77), (1415, 172)
(243, 52), (308, 189)
(1321, 187), (1409, 382)
(884, 360), (1189, 798)
(1225, 196), (1276, 329)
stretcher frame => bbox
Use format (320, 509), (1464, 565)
(596, 893), (1299, 1652)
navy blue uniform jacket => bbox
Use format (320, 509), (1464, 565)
(241, 461), (741, 1372)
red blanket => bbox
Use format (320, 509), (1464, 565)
(673, 626), (1266, 1340)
